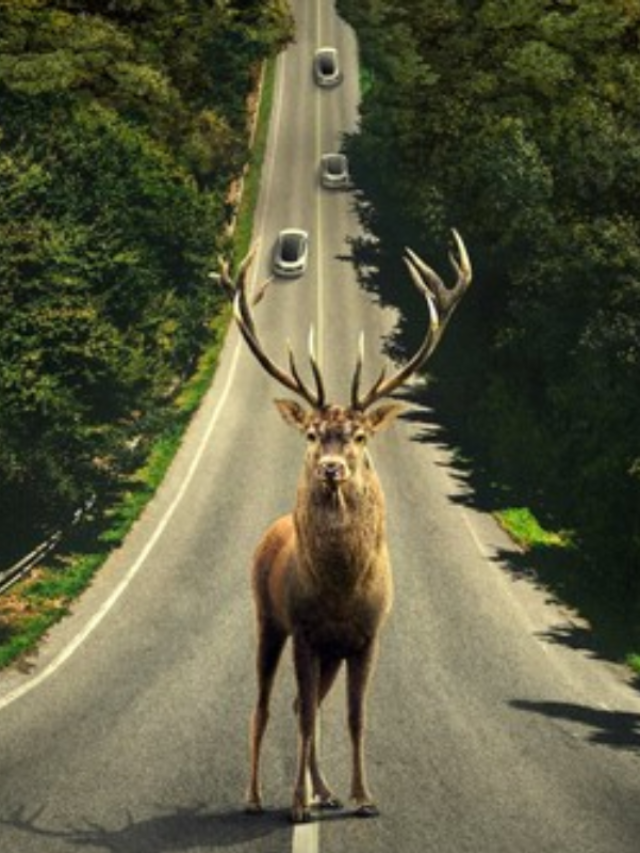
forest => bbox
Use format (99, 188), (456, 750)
(337, 0), (640, 651)
(0, 0), (292, 560)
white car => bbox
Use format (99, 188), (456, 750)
(320, 153), (350, 189)
(313, 47), (342, 87)
(273, 229), (309, 277)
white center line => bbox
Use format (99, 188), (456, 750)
(291, 2), (325, 850)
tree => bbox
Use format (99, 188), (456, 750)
(0, 0), (291, 553)
(338, 0), (640, 602)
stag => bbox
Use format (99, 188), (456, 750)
(217, 231), (471, 823)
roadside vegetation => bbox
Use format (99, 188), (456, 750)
(0, 0), (292, 668)
(337, 0), (640, 675)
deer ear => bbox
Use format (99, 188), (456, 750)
(366, 402), (406, 433)
(274, 398), (311, 431)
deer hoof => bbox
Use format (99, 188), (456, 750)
(290, 805), (313, 824)
(354, 802), (380, 818)
(316, 795), (343, 811)
(245, 801), (265, 816)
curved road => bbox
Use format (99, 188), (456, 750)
(2, 2), (640, 852)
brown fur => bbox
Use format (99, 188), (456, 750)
(246, 401), (402, 823)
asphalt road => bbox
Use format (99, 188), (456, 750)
(1, 2), (640, 852)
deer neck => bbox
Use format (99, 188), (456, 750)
(293, 463), (386, 593)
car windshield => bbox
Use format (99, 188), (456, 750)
(281, 236), (301, 260)
(319, 54), (336, 74)
(327, 156), (344, 173)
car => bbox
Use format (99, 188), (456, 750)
(273, 229), (309, 277)
(320, 153), (350, 189)
(313, 47), (342, 87)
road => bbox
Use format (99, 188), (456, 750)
(1, 2), (640, 852)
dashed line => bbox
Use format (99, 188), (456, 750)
(293, 816), (320, 853)
(292, 3), (325, 852)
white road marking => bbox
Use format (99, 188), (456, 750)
(460, 507), (492, 560)
(292, 815), (320, 853)
(0, 339), (244, 712)
(292, 4), (325, 851)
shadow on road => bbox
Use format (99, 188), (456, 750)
(0, 803), (290, 852)
(510, 699), (640, 754)
(340, 206), (640, 692)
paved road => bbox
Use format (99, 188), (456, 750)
(2, 2), (640, 852)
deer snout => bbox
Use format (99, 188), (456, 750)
(317, 457), (349, 484)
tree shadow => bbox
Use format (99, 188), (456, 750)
(0, 803), (290, 852)
(344, 193), (640, 687)
(510, 699), (640, 754)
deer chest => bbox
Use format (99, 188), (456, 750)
(292, 585), (390, 658)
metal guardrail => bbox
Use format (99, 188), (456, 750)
(0, 499), (94, 596)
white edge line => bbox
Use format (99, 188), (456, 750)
(459, 507), (492, 560)
(0, 15), (294, 715)
(0, 340), (244, 712)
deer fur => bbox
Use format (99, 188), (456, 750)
(246, 401), (402, 822)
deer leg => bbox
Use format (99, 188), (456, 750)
(246, 622), (287, 814)
(309, 657), (343, 810)
(346, 641), (379, 817)
(291, 635), (320, 823)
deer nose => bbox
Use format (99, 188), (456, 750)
(318, 458), (348, 483)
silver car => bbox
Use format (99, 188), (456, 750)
(273, 229), (309, 277)
(313, 47), (342, 87)
(320, 153), (350, 189)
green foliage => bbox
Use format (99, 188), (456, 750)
(0, 6), (279, 667)
(0, 0), (292, 560)
(338, 0), (640, 638)
(627, 653), (640, 677)
(495, 508), (573, 551)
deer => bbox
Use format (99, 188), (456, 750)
(216, 230), (472, 824)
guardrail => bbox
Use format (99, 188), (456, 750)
(0, 499), (94, 596)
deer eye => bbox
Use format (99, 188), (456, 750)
(306, 429), (317, 443)
(354, 431), (367, 444)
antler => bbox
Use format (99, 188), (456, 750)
(351, 229), (472, 410)
(213, 244), (327, 409)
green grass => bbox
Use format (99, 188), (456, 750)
(0, 552), (103, 670)
(626, 653), (640, 677)
(494, 506), (640, 676)
(359, 65), (375, 98)
(494, 507), (574, 551)
(234, 58), (277, 261)
(0, 59), (276, 671)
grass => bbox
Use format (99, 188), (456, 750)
(0, 60), (276, 672)
(627, 653), (640, 676)
(234, 58), (277, 261)
(494, 507), (574, 551)
(0, 554), (103, 670)
(494, 506), (640, 678)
